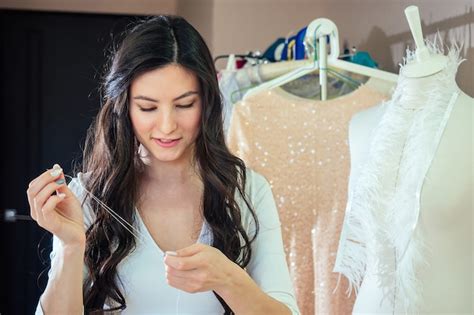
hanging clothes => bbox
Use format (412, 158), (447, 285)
(227, 84), (389, 315)
(219, 68), (363, 138)
(218, 69), (255, 137)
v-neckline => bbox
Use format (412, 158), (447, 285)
(134, 207), (209, 255)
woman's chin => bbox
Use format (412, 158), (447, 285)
(150, 152), (184, 164)
(138, 143), (193, 165)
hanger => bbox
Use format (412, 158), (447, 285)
(243, 18), (398, 100)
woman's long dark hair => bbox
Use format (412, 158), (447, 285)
(80, 15), (259, 314)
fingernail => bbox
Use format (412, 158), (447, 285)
(50, 168), (63, 177)
(165, 251), (178, 256)
(55, 178), (65, 185)
(57, 193), (66, 198)
(53, 164), (61, 169)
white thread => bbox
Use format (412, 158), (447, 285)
(64, 174), (146, 243)
(176, 290), (181, 314)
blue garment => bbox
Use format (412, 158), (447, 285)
(282, 35), (297, 61)
(263, 38), (286, 62)
(294, 27), (307, 60)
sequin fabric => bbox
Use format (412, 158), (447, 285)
(227, 85), (389, 315)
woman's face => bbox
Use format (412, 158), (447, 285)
(129, 64), (202, 165)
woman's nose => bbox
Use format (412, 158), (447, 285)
(159, 111), (178, 135)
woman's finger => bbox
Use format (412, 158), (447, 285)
(165, 265), (200, 279)
(27, 165), (64, 199)
(164, 253), (203, 271)
(27, 164), (65, 219)
(27, 188), (38, 221)
(28, 177), (38, 188)
(33, 181), (66, 214)
(38, 193), (66, 233)
(176, 242), (206, 257)
(166, 274), (202, 293)
(34, 195), (46, 226)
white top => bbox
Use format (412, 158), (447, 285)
(36, 168), (300, 315)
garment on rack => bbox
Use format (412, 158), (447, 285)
(263, 38), (286, 62)
(334, 47), (462, 313)
(219, 68), (364, 137)
(227, 84), (389, 315)
(218, 69), (254, 136)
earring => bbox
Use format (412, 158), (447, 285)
(137, 143), (146, 158)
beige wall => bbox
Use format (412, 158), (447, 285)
(0, 0), (177, 15)
(1, 0), (472, 95)
(177, 0), (214, 52)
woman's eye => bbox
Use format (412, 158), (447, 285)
(176, 103), (194, 109)
(139, 107), (156, 112)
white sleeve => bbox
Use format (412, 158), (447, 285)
(35, 174), (93, 314)
(245, 172), (301, 315)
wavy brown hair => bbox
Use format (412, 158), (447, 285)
(80, 15), (258, 314)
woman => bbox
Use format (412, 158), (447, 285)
(27, 15), (299, 314)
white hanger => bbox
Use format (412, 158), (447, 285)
(243, 18), (334, 100)
(243, 18), (398, 100)
(402, 5), (448, 77)
(225, 54), (237, 71)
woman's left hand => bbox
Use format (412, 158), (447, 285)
(163, 243), (242, 294)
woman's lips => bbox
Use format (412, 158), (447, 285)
(153, 138), (181, 148)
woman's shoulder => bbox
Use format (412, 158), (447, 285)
(239, 167), (281, 231)
(240, 167), (274, 209)
(243, 167), (271, 197)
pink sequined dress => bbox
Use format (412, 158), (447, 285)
(227, 85), (389, 315)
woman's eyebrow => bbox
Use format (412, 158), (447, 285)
(173, 91), (199, 101)
(133, 91), (199, 103)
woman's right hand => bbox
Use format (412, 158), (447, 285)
(27, 164), (86, 246)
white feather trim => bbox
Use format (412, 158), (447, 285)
(334, 40), (462, 314)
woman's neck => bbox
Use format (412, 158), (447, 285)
(143, 158), (200, 187)
(136, 158), (203, 211)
